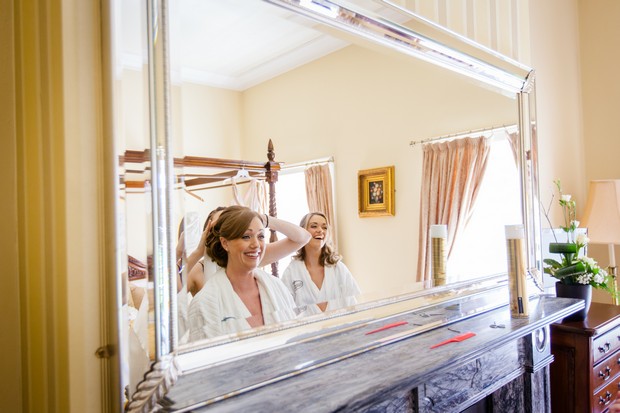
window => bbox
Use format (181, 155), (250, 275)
(274, 168), (310, 269)
(447, 136), (521, 281)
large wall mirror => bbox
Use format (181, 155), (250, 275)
(111, 0), (541, 409)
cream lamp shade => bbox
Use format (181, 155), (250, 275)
(580, 180), (620, 273)
(581, 180), (620, 246)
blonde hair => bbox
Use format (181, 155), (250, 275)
(293, 212), (341, 266)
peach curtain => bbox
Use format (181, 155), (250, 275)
(508, 127), (538, 194)
(304, 164), (337, 249)
(417, 137), (491, 282)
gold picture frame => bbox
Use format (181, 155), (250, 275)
(358, 166), (395, 217)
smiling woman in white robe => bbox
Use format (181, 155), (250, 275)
(282, 259), (360, 315)
(189, 268), (296, 340)
(282, 212), (361, 315)
(187, 205), (311, 341)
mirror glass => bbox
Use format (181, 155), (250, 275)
(168, 0), (521, 342)
(115, 1), (534, 388)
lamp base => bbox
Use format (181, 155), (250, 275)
(610, 266), (618, 305)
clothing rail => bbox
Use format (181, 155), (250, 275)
(185, 176), (264, 192)
(182, 171), (265, 189)
(409, 124), (518, 146)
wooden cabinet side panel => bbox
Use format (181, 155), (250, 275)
(550, 331), (592, 413)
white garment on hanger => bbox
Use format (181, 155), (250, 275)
(230, 177), (268, 213)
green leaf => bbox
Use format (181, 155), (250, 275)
(543, 258), (562, 269)
(549, 243), (577, 254)
(555, 261), (586, 277)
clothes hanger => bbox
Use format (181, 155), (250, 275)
(234, 167), (250, 179)
(221, 166), (252, 186)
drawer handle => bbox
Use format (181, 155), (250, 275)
(599, 391), (613, 406)
(599, 366), (612, 380)
(599, 342), (612, 354)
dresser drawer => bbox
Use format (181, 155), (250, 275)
(592, 375), (620, 413)
(593, 352), (620, 391)
(593, 327), (620, 365)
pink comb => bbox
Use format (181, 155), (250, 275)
(365, 321), (408, 335)
(430, 332), (476, 349)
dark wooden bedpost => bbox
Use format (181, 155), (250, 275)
(265, 139), (281, 276)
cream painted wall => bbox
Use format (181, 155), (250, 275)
(529, 0), (620, 303)
(401, 0), (531, 65)
(173, 83), (244, 229)
(579, 0), (620, 183)
(529, 0), (586, 214)
(240, 44), (515, 297)
(177, 83), (243, 159)
(578, 0), (620, 303)
(120, 69), (149, 150)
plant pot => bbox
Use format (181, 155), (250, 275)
(555, 282), (592, 322)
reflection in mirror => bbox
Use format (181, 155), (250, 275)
(173, 147), (361, 342)
(115, 0), (532, 406)
(185, 205), (312, 341)
(161, 0), (520, 348)
(281, 212), (362, 315)
(111, 0), (157, 399)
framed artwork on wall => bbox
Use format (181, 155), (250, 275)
(358, 166), (395, 217)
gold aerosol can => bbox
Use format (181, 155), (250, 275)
(505, 225), (529, 318)
(431, 224), (448, 287)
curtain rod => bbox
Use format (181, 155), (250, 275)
(282, 156), (334, 170)
(409, 124), (518, 147)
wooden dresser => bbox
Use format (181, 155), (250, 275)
(550, 302), (620, 413)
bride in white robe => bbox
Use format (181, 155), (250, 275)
(188, 206), (311, 341)
(282, 212), (361, 315)
(189, 268), (296, 340)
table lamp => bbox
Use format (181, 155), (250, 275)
(580, 180), (620, 305)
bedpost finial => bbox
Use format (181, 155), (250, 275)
(267, 139), (275, 162)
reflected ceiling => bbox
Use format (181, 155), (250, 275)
(119, 0), (407, 90)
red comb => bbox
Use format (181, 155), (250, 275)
(430, 332), (476, 349)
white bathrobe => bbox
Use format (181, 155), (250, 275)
(177, 284), (190, 344)
(188, 268), (297, 341)
(202, 255), (221, 283)
(281, 259), (361, 315)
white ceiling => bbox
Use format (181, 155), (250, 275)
(116, 0), (404, 91)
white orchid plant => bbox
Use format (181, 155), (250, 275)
(543, 180), (614, 291)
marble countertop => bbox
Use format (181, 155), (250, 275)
(162, 294), (582, 412)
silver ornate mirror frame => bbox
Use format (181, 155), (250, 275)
(123, 0), (541, 410)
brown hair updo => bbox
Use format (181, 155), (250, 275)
(293, 212), (341, 266)
(205, 205), (264, 268)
